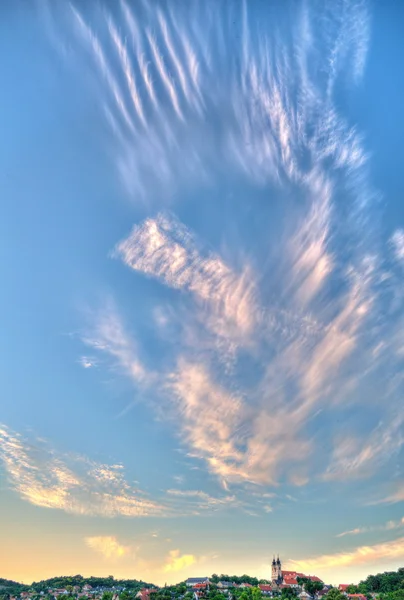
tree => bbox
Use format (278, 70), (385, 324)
(325, 590), (345, 600)
(281, 589), (298, 600)
(305, 582), (324, 598)
(347, 587), (358, 595)
(102, 592), (113, 600)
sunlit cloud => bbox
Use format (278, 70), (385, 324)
(290, 536), (404, 570)
(113, 213), (256, 344)
(85, 536), (130, 559)
(369, 483), (404, 506)
(163, 549), (197, 573)
(0, 424), (165, 517)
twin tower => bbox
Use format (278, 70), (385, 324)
(271, 556), (283, 584)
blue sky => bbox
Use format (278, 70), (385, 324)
(1, 0), (404, 587)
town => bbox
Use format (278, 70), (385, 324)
(1, 562), (403, 600)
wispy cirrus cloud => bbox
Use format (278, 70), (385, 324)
(0, 424), (165, 517)
(391, 229), (404, 263)
(113, 213), (256, 345)
(82, 301), (150, 387)
(166, 488), (237, 513)
(336, 518), (404, 538)
(324, 412), (404, 481)
(85, 536), (131, 559)
(369, 482), (404, 506)
(55, 0), (404, 499)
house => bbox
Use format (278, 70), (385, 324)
(259, 585), (273, 596)
(136, 589), (158, 600)
(239, 584), (253, 589)
(298, 592), (311, 599)
(83, 587), (93, 593)
(339, 586), (351, 593)
(347, 595), (366, 600)
(186, 579), (209, 588)
(217, 583), (233, 589)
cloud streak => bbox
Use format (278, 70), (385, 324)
(337, 518), (404, 538)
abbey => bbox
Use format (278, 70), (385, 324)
(271, 556), (323, 589)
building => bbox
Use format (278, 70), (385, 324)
(271, 557), (323, 590)
(136, 589), (158, 600)
(258, 585), (272, 596)
(217, 583), (233, 590)
(186, 579), (209, 588)
(339, 586), (352, 593)
(272, 556), (283, 585)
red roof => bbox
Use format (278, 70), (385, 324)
(339, 586), (351, 592)
(284, 578), (298, 586)
(259, 586), (273, 592)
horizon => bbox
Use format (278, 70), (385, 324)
(1, 0), (404, 589)
(1, 565), (388, 587)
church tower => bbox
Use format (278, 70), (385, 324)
(271, 556), (277, 582)
(271, 555), (283, 585)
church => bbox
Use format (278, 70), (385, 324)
(271, 556), (323, 588)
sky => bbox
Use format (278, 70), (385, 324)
(1, 0), (404, 588)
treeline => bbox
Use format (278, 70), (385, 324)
(0, 580), (29, 597)
(352, 568), (404, 600)
(0, 576), (155, 597)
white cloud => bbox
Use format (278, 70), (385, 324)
(85, 536), (130, 559)
(79, 356), (97, 369)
